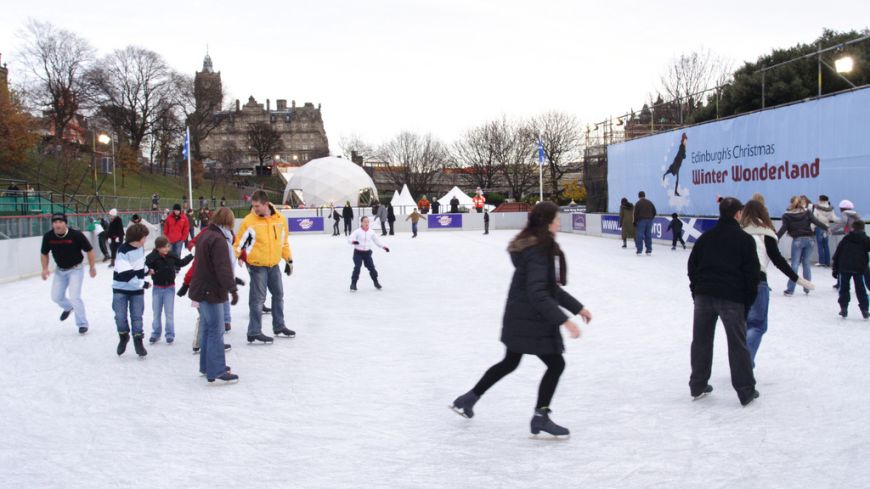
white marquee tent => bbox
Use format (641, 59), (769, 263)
(390, 184), (417, 210)
(437, 186), (474, 211)
(282, 156), (378, 207)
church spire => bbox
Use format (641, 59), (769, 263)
(202, 48), (213, 73)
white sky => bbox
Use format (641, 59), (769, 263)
(3, 0), (868, 153)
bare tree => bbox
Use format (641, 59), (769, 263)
(658, 48), (732, 122)
(452, 121), (498, 190)
(530, 111), (582, 198)
(493, 118), (537, 200)
(150, 104), (182, 175)
(247, 122), (283, 170)
(338, 133), (374, 163)
(88, 46), (175, 151)
(18, 20), (94, 144)
(376, 132), (449, 199)
(215, 141), (242, 174)
(171, 72), (224, 162)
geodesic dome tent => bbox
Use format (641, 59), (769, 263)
(282, 156), (378, 207)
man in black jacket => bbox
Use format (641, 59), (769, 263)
(687, 197), (760, 406)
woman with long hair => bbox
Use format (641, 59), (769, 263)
(777, 196), (828, 296)
(741, 199), (814, 364)
(451, 202), (592, 438)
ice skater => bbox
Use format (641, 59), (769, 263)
(112, 223), (151, 358)
(663, 133), (687, 196)
(40, 213), (97, 334)
(145, 236), (193, 344)
(668, 213), (686, 250)
(832, 220), (870, 319)
(348, 216), (390, 291)
(406, 208), (425, 238)
(451, 202), (592, 438)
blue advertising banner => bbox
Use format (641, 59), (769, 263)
(428, 214), (462, 229)
(572, 214), (586, 231)
(608, 87), (870, 217)
(600, 215), (717, 243)
(287, 217), (324, 232)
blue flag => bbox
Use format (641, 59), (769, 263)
(182, 128), (190, 160)
(537, 137), (545, 165)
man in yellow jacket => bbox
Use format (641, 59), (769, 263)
(234, 190), (295, 344)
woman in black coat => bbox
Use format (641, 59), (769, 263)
(451, 202), (593, 438)
(386, 203), (396, 235)
(341, 202), (354, 236)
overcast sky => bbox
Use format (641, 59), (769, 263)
(3, 0), (868, 152)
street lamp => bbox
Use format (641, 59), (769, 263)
(97, 133), (117, 196)
(835, 55), (854, 73)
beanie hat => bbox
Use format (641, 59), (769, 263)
(173, 203), (182, 211)
(109, 208), (118, 217)
(839, 199), (854, 210)
(51, 213), (67, 223)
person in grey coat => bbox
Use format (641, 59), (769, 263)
(376, 203), (389, 236)
(450, 202), (593, 438)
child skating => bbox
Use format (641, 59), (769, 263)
(112, 224), (151, 358)
(348, 216), (390, 291)
(145, 236), (193, 344)
(668, 213), (686, 250)
(832, 220), (870, 319)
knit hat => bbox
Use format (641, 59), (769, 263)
(109, 208), (118, 217)
(50, 213), (67, 223)
(173, 203), (182, 211)
(839, 199), (854, 210)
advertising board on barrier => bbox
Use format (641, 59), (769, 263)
(288, 217), (324, 232)
(572, 214), (586, 232)
(600, 215), (717, 243)
(608, 87), (870, 217)
(428, 214), (462, 229)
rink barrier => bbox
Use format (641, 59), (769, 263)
(278, 210), (529, 234)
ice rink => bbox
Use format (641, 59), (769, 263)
(1, 230), (868, 489)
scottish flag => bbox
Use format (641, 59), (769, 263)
(182, 128), (190, 160)
(537, 137), (545, 165)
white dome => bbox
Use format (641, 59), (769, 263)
(283, 156), (378, 207)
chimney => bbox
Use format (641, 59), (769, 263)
(235, 99), (240, 111)
(292, 100), (296, 109)
(277, 99), (287, 110)
(267, 99), (271, 111)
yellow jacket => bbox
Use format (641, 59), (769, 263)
(234, 204), (292, 267)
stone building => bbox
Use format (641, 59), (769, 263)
(194, 54), (329, 170)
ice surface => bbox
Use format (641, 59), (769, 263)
(1, 230), (868, 489)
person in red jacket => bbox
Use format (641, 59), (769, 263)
(163, 203), (190, 257)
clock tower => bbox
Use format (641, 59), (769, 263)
(194, 53), (222, 113)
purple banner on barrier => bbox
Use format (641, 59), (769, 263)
(288, 217), (324, 232)
(428, 214), (462, 229)
(600, 215), (717, 243)
(572, 214), (586, 231)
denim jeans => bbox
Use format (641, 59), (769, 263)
(52, 266), (88, 327)
(199, 301), (228, 379)
(635, 219), (654, 253)
(151, 286), (176, 340)
(170, 241), (184, 259)
(746, 281), (770, 364)
(113, 293), (145, 335)
(786, 237), (814, 293)
(411, 222), (418, 237)
(247, 265), (284, 335)
(815, 228), (830, 266)
(193, 301), (232, 350)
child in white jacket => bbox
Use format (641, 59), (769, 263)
(348, 216), (390, 291)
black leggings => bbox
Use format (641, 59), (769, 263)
(472, 349), (565, 409)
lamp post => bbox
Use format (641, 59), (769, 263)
(97, 133), (113, 195)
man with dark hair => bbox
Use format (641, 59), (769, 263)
(234, 190), (295, 344)
(687, 197), (760, 406)
(41, 213), (97, 334)
(633, 191), (657, 255)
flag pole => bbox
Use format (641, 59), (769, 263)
(186, 126), (193, 210)
(537, 136), (544, 203)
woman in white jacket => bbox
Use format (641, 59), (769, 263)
(348, 216), (390, 291)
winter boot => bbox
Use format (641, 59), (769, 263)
(692, 385), (713, 401)
(60, 309), (73, 321)
(451, 391), (480, 419)
(741, 390), (760, 407)
(208, 372), (239, 384)
(273, 327), (296, 338)
(530, 408), (570, 438)
(132, 333), (148, 358)
(839, 307), (848, 318)
(247, 333), (274, 344)
(78, 326), (88, 335)
(116, 332), (130, 355)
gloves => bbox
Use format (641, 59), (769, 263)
(832, 270), (839, 279)
(235, 277), (246, 286)
(384, 247), (390, 253)
(143, 282), (151, 289)
(352, 241), (360, 245)
(285, 261), (293, 276)
(177, 284), (189, 297)
(230, 290), (239, 306)
(796, 277), (815, 291)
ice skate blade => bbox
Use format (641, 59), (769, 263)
(449, 405), (470, 419)
(692, 393), (710, 401)
(207, 378), (239, 385)
(529, 433), (570, 441)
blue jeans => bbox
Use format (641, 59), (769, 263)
(815, 228), (830, 266)
(192, 301), (232, 350)
(52, 266), (88, 327)
(746, 281), (770, 364)
(113, 293), (145, 335)
(151, 286), (176, 340)
(411, 222), (418, 237)
(634, 219), (654, 253)
(170, 242), (184, 258)
(199, 301), (228, 379)
(247, 265), (284, 335)
(786, 237), (814, 293)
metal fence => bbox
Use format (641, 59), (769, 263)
(0, 210), (166, 240)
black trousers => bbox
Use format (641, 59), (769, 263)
(344, 221), (352, 235)
(110, 240), (121, 262)
(388, 221), (395, 235)
(484, 221), (489, 234)
(333, 221), (340, 235)
(97, 232), (109, 258)
(689, 295), (756, 402)
(672, 233), (686, 248)
(351, 250), (378, 283)
(472, 349), (565, 409)
(838, 272), (869, 311)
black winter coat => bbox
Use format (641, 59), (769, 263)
(387, 205), (396, 223)
(688, 217), (760, 307)
(777, 210), (827, 239)
(342, 205), (354, 221)
(501, 237), (583, 355)
(832, 231), (870, 274)
(108, 217), (125, 242)
(145, 250), (193, 286)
